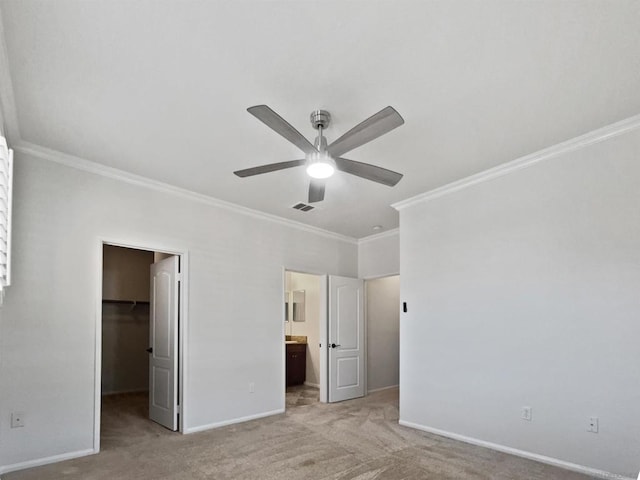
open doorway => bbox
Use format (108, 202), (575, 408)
(283, 271), (369, 407)
(365, 275), (400, 394)
(97, 243), (186, 452)
(284, 271), (322, 408)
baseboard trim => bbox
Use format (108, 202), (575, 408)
(0, 448), (96, 475)
(368, 384), (399, 394)
(399, 420), (633, 480)
(304, 381), (320, 389)
(184, 408), (285, 434)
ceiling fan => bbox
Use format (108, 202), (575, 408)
(234, 105), (405, 203)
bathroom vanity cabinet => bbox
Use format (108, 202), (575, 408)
(286, 343), (307, 386)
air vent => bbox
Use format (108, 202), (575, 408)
(292, 202), (314, 212)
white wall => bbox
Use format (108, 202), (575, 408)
(398, 128), (640, 478)
(358, 230), (399, 279)
(0, 151), (357, 471)
(286, 271), (321, 387)
(366, 275), (399, 392)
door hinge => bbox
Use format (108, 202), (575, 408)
(176, 405), (181, 414)
(177, 273), (183, 282)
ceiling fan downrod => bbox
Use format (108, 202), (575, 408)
(310, 109), (330, 152)
(307, 110), (334, 179)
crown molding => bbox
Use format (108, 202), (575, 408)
(358, 228), (399, 245)
(0, 7), (21, 144)
(15, 141), (358, 245)
(393, 113), (640, 211)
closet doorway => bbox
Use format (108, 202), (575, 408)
(96, 242), (187, 452)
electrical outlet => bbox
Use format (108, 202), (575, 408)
(521, 406), (532, 421)
(588, 416), (599, 433)
(11, 412), (25, 428)
(249, 382), (255, 393)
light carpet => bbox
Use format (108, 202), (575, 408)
(3, 388), (596, 479)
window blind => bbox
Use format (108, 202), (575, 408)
(0, 135), (13, 293)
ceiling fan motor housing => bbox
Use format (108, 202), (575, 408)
(310, 110), (331, 130)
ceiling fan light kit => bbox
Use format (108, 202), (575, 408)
(235, 104), (404, 203)
(306, 155), (335, 179)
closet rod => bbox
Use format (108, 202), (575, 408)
(102, 299), (150, 305)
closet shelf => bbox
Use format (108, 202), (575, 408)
(102, 299), (150, 305)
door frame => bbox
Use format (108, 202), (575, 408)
(94, 238), (189, 453)
(283, 268), (372, 405)
(282, 268), (329, 404)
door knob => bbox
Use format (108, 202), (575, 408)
(330, 343), (340, 348)
(146, 347), (153, 353)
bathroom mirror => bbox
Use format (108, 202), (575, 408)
(292, 290), (305, 322)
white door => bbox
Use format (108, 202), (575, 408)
(328, 275), (365, 402)
(149, 255), (179, 430)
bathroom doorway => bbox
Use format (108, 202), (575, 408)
(283, 270), (398, 406)
(284, 271), (323, 408)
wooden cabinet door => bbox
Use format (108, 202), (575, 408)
(286, 344), (307, 386)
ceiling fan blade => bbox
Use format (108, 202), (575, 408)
(327, 106), (404, 157)
(335, 158), (403, 187)
(234, 159), (305, 177)
(308, 179), (326, 203)
(247, 105), (317, 155)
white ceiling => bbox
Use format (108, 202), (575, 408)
(1, 0), (639, 238)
